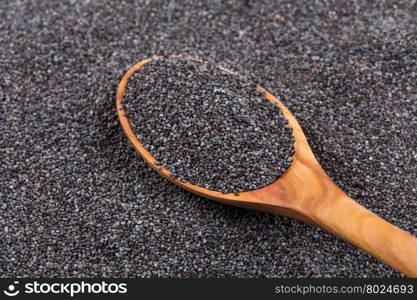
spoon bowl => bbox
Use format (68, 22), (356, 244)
(116, 56), (417, 277)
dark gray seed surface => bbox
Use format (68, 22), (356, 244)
(0, 0), (415, 277)
(123, 57), (294, 193)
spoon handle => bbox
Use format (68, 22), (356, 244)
(306, 189), (417, 277)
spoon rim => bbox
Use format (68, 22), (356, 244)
(116, 55), (301, 203)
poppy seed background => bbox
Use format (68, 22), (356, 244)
(0, 0), (416, 277)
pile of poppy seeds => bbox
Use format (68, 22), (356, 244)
(0, 0), (416, 277)
(123, 57), (294, 193)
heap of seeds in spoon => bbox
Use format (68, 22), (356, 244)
(123, 57), (294, 193)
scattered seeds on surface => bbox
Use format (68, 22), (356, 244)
(0, 0), (415, 278)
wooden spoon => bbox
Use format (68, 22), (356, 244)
(116, 56), (417, 277)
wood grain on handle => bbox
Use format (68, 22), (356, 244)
(261, 89), (417, 277)
(301, 184), (417, 277)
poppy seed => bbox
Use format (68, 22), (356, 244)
(123, 57), (295, 193)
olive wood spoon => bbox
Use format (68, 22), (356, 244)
(116, 56), (417, 277)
